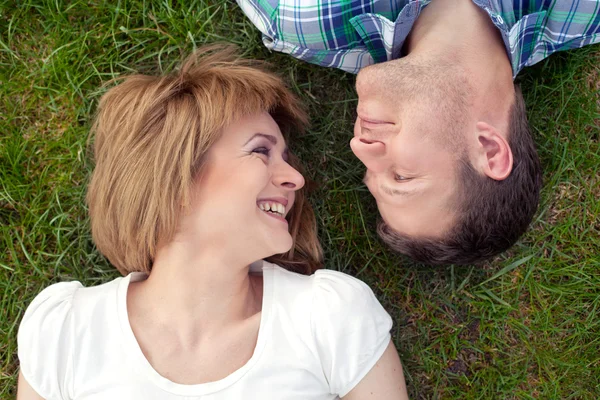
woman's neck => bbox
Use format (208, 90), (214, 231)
(128, 238), (263, 344)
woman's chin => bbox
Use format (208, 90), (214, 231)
(264, 237), (293, 258)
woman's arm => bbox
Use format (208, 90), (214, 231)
(342, 341), (409, 400)
(17, 371), (45, 400)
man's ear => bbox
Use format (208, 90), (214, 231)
(474, 121), (513, 181)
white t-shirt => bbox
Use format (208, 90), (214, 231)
(18, 261), (392, 400)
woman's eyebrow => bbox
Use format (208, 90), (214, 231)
(244, 133), (278, 145)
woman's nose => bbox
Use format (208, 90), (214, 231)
(274, 161), (305, 190)
(349, 137), (388, 173)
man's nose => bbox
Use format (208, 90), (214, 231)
(349, 137), (388, 173)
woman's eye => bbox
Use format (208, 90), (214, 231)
(394, 174), (410, 182)
(252, 147), (270, 156)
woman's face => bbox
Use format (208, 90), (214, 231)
(185, 112), (305, 261)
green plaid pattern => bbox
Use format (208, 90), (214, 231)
(238, 0), (600, 77)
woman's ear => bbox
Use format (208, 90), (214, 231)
(474, 121), (513, 181)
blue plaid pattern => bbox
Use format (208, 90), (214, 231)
(238, 0), (600, 77)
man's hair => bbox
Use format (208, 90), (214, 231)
(378, 85), (543, 265)
(87, 45), (323, 275)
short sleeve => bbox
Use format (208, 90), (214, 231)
(311, 271), (392, 397)
(18, 281), (82, 400)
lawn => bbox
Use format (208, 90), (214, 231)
(1, 1), (599, 398)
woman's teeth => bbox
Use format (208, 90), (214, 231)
(258, 201), (286, 216)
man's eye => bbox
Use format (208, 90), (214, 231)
(394, 174), (410, 182)
(252, 147), (270, 156)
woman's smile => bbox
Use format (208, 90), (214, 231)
(257, 198), (289, 224)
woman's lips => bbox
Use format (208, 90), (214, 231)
(260, 207), (288, 224)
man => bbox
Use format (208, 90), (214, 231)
(238, 0), (600, 264)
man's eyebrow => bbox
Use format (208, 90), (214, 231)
(380, 184), (416, 197)
(244, 133), (278, 146)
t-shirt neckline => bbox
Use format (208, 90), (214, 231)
(116, 260), (273, 396)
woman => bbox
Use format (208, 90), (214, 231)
(17, 45), (409, 400)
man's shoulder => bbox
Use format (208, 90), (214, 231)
(489, 0), (600, 75)
(237, 0), (415, 72)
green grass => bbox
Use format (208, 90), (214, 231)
(1, 1), (599, 398)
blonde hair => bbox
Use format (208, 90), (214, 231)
(87, 45), (323, 275)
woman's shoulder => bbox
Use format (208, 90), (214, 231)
(264, 261), (386, 316)
(313, 268), (376, 296)
(18, 281), (82, 345)
(264, 262), (393, 396)
(20, 275), (127, 322)
(18, 275), (130, 353)
(310, 269), (393, 397)
(17, 275), (128, 399)
(311, 269), (390, 322)
(18, 275), (127, 341)
(24, 280), (83, 314)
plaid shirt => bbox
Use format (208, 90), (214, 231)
(238, 0), (600, 77)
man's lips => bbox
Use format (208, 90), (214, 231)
(354, 126), (388, 143)
(359, 116), (392, 126)
(356, 116), (394, 141)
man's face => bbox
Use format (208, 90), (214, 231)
(350, 59), (468, 238)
